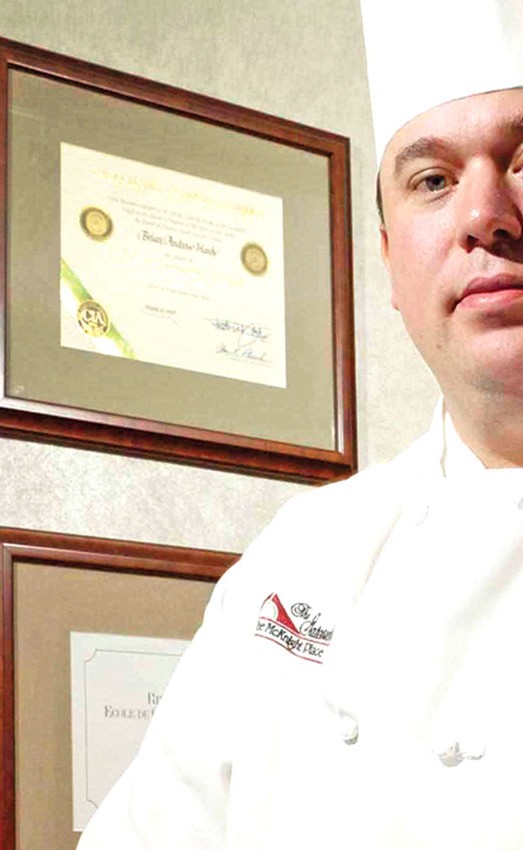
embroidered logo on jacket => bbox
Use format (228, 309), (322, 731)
(255, 592), (334, 664)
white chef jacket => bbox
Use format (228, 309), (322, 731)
(78, 405), (523, 850)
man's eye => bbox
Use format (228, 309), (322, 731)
(421, 173), (447, 192)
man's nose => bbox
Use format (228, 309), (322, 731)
(456, 163), (523, 251)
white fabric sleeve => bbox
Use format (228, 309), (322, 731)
(74, 465), (402, 850)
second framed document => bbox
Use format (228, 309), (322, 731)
(0, 38), (356, 482)
(0, 528), (237, 850)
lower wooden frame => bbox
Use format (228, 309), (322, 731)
(0, 527), (238, 850)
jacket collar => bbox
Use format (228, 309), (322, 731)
(440, 402), (485, 477)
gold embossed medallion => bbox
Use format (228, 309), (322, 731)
(241, 242), (268, 276)
(80, 207), (113, 241)
(77, 300), (110, 337)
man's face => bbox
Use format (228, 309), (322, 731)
(380, 89), (523, 400)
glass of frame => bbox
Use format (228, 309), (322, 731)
(0, 38), (356, 483)
(0, 528), (238, 850)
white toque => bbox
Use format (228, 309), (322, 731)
(359, 0), (523, 163)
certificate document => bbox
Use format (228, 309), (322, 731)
(70, 631), (189, 831)
(60, 143), (287, 387)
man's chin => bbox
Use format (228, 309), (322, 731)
(431, 326), (523, 398)
(458, 360), (523, 401)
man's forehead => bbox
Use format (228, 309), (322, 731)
(381, 88), (523, 178)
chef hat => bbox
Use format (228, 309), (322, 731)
(360, 0), (523, 163)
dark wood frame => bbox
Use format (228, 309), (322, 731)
(0, 526), (238, 850)
(0, 37), (356, 484)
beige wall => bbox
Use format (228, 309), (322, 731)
(0, 0), (437, 553)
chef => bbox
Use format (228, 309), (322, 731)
(78, 0), (523, 847)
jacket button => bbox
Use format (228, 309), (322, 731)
(339, 713), (359, 745)
(435, 741), (485, 767)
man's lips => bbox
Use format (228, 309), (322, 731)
(457, 275), (523, 310)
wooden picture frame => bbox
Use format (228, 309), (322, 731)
(0, 37), (356, 484)
(0, 527), (238, 850)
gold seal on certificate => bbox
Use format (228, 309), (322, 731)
(80, 206), (113, 241)
(77, 300), (110, 337)
(241, 242), (268, 276)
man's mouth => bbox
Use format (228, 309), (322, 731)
(457, 275), (523, 310)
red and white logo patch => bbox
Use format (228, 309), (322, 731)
(255, 592), (334, 664)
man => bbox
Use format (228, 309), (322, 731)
(79, 1), (523, 847)
(380, 88), (523, 467)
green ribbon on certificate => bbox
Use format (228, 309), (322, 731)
(60, 258), (136, 359)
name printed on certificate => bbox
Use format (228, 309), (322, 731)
(70, 631), (190, 831)
(60, 143), (287, 387)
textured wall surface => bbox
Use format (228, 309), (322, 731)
(0, 0), (437, 551)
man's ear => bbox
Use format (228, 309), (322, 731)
(380, 224), (399, 311)
(379, 223), (390, 270)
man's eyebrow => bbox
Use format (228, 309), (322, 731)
(393, 136), (452, 179)
(394, 116), (523, 179)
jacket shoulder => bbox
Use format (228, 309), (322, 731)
(210, 429), (436, 628)
(277, 426), (435, 522)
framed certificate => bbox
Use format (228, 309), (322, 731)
(0, 37), (356, 483)
(0, 527), (238, 850)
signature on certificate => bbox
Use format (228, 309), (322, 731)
(208, 318), (272, 365)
